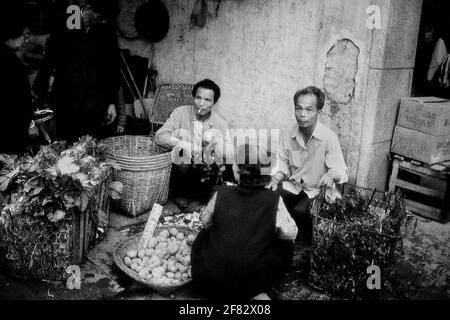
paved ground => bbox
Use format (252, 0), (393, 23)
(0, 200), (449, 300)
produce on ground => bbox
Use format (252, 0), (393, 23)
(123, 227), (197, 286)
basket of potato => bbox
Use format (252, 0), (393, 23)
(113, 226), (197, 295)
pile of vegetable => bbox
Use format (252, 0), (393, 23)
(123, 227), (196, 286)
(0, 136), (122, 280)
(309, 184), (407, 299)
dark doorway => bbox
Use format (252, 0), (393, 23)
(412, 0), (450, 98)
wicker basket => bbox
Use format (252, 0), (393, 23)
(308, 184), (406, 298)
(113, 226), (197, 295)
(0, 168), (112, 281)
(100, 135), (172, 217)
(150, 83), (194, 126)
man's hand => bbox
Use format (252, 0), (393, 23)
(105, 104), (117, 125)
(266, 172), (284, 191)
(319, 173), (335, 189)
(28, 120), (39, 138)
(116, 125), (125, 134)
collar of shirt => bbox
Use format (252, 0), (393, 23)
(290, 121), (325, 149)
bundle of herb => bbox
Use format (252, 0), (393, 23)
(309, 184), (407, 299)
(0, 136), (123, 280)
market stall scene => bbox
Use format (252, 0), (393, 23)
(0, 0), (449, 301)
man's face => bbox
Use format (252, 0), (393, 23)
(294, 94), (319, 129)
(194, 87), (215, 118)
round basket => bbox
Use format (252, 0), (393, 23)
(113, 226), (197, 295)
(100, 135), (172, 217)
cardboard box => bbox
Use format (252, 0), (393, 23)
(391, 126), (450, 164)
(397, 97), (450, 136)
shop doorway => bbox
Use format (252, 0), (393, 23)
(412, 0), (450, 98)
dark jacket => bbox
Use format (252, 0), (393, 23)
(191, 185), (294, 298)
(33, 23), (120, 141)
(0, 42), (33, 154)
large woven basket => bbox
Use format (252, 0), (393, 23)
(150, 83), (194, 126)
(113, 226), (197, 295)
(100, 135), (172, 217)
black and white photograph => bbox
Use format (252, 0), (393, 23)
(0, 0), (449, 308)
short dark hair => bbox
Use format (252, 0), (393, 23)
(236, 143), (271, 188)
(0, 3), (27, 41)
(192, 79), (221, 103)
(293, 86), (325, 110)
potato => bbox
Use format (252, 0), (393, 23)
(159, 230), (170, 239)
(181, 248), (191, 257)
(126, 249), (137, 258)
(124, 257), (132, 266)
(139, 268), (149, 279)
(170, 236), (177, 242)
(147, 238), (158, 249)
(166, 272), (175, 279)
(169, 227), (179, 237)
(178, 264), (188, 274)
(138, 249), (146, 258)
(148, 255), (162, 268)
(146, 274), (153, 281)
(174, 272), (182, 280)
(181, 256), (190, 266)
(130, 263), (139, 271)
(161, 248), (171, 259)
(168, 264), (178, 273)
(145, 248), (154, 257)
(187, 234), (196, 245)
(131, 258), (140, 264)
(154, 249), (164, 258)
(152, 266), (165, 278)
(168, 243), (179, 255)
(176, 232), (184, 241)
(182, 273), (189, 280)
(155, 242), (168, 251)
(156, 235), (167, 243)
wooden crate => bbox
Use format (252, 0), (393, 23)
(388, 154), (450, 222)
(72, 168), (112, 264)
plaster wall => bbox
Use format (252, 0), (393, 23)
(118, 0), (422, 189)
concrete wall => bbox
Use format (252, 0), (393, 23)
(357, 0), (422, 189)
(118, 0), (422, 190)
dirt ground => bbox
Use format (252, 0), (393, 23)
(0, 200), (449, 300)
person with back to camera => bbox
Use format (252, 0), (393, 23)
(190, 142), (298, 300)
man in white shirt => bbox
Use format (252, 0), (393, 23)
(267, 86), (348, 241)
(155, 79), (234, 209)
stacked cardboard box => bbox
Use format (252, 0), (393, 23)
(391, 97), (450, 164)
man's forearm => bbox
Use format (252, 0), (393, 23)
(155, 132), (182, 149)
